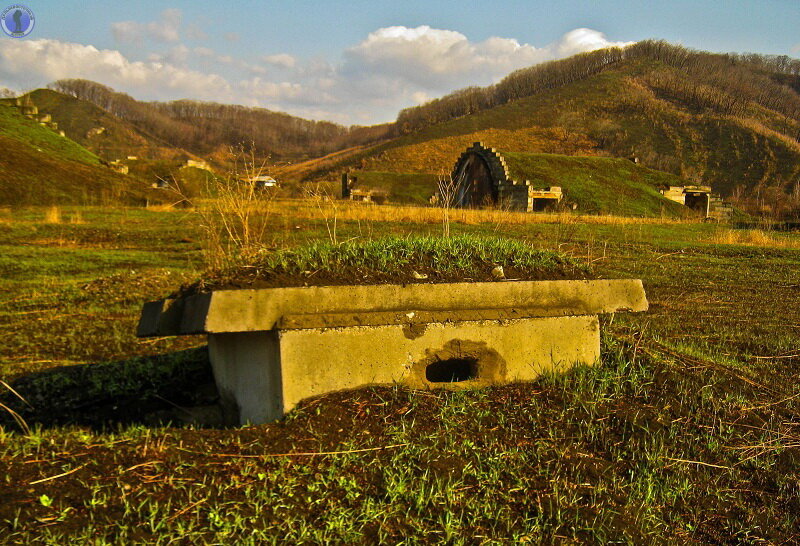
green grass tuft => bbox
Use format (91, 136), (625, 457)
(195, 235), (592, 291)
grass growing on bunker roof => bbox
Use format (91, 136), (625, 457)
(189, 235), (593, 292)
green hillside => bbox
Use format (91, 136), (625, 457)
(350, 153), (689, 216)
(0, 103), (152, 205)
(283, 43), (800, 217)
(0, 101), (101, 166)
(298, 59), (800, 196)
(503, 153), (688, 216)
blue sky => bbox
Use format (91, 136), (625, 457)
(1, 0), (798, 124)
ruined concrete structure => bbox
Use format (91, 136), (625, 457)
(341, 172), (389, 204)
(660, 185), (731, 220)
(12, 96), (65, 136)
(138, 279), (648, 425)
(349, 188), (389, 204)
(448, 142), (563, 211)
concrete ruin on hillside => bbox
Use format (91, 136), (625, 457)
(12, 96), (66, 137)
(447, 143), (564, 211)
(341, 173), (389, 204)
(659, 185), (732, 220)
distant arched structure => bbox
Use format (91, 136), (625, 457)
(448, 142), (563, 212)
(451, 144), (505, 207)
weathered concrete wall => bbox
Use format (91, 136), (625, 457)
(208, 331), (283, 425)
(209, 315), (599, 425)
(497, 184), (529, 211)
(137, 279), (648, 426)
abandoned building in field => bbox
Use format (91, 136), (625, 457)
(341, 173), (389, 204)
(659, 185), (732, 220)
(446, 143), (564, 212)
(246, 175), (278, 189)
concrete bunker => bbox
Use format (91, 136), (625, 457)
(447, 142), (564, 212)
(660, 185), (730, 219)
(341, 173), (390, 204)
(138, 279), (648, 425)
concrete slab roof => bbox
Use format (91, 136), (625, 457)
(138, 279), (648, 337)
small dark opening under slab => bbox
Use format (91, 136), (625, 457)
(532, 197), (558, 212)
(426, 358), (478, 383)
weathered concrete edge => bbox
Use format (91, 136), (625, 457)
(137, 279), (647, 337)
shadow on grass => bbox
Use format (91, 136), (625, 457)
(1, 347), (219, 431)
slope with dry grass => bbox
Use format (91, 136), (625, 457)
(1, 208), (800, 542)
(282, 49), (800, 214)
(0, 104), (153, 205)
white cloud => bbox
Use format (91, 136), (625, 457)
(411, 91), (429, 104)
(0, 27), (633, 124)
(191, 46), (268, 75)
(111, 8), (182, 44)
(263, 54), (296, 69)
(185, 23), (208, 41)
(238, 77), (335, 106)
(0, 39), (230, 101)
(792, 44), (800, 54)
(193, 46), (215, 58)
(148, 44), (191, 66)
(342, 25), (630, 91)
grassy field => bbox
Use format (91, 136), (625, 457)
(1, 203), (800, 543)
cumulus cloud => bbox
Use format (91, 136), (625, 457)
(263, 54), (296, 69)
(0, 26), (632, 124)
(148, 44), (191, 66)
(185, 23), (208, 41)
(111, 8), (182, 44)
(0, 39), (230, 100)
(342, 25), (630, 92)
(190, 46), (268, 75)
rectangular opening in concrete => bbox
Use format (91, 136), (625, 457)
(425, 358), (478, 383)
(684, 192), (710, 215)
(531, 197), (559, 211)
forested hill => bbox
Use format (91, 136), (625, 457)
(283, 41), (800, 215)
(395, 41), (800, 135)
(46, 79), (394, 161)
(28, 40), (800, 214)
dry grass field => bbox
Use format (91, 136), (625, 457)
(1, 202), (800, 543)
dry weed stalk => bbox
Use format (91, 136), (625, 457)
(272, 199), (694, 227)
(170, 145), (277, 269)
(304, 183), (340, 244)
(1, 379), (30, 435)
(705, 228), (800, 249)
(69, 210), (84, 224)
(436, 170), (461, 237)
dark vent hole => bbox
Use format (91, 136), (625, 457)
(425, 358), (478, 383)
